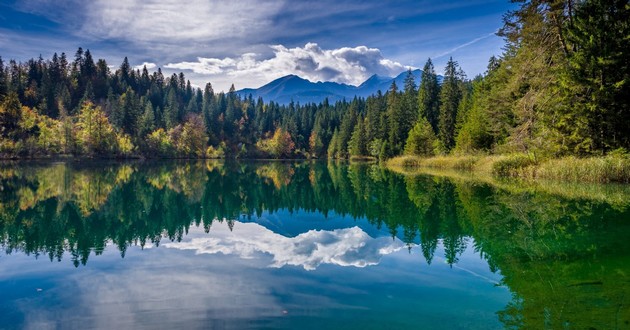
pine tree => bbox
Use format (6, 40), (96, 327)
(563, 0), (630, 151)
(404, 117), (436, 156)
(418, 58), (441, 134)
(328, 128), (340, 158)
(120, 88), (141, 137)
(401, 69), (418, 143)
(348, 118), (367, 156)
(138, 101), (155, 138)
(438, 58), (463, 151)
(0, 56), (7, 99)
(386, 81), (404, 155)
(336, 104), (358, 158)
(0, 92), (22, 138)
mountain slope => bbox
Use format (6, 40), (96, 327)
(236, 70), (426, 104)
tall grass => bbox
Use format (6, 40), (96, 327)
(387, 153), (630, 183)
(491, 153), (537, 177)
(531, 155), (630, 183)
(387, 155), (479, 170)
(389, 165), (630, 208)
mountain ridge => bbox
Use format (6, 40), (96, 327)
(236, 70), (427, 104)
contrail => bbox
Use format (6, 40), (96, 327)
(433, 31), (498, 59)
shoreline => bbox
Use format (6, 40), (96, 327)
(386, 154), (630, 184)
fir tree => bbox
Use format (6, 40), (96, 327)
(418, 58), (440, 134)
(438, 58), (463, 151)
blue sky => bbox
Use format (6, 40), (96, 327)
(0, 0), (516, 91)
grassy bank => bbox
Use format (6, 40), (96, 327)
(388, 165), (630, 209)
(387, 153), (630, 183)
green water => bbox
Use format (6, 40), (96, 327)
(0, 161), (629, 329)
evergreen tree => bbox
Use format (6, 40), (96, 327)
(386, 81), (404, 155)
(138, 101), (156, 138)
(0, 92), (22, 138)
(404, 116), (436, 156)
(336, 104), (358, 158)
(348, 117), (367, 156)
(328, 128), (340, 158)
(418, 58), (440, 134)
(438, 58), (463, 151)
(120, 88), (141, 137)
(401, 69), (418, 143)
(563, 0), (630, 151)
(0, 57), (7, 99)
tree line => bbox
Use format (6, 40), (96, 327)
(0, 0), (628, 159)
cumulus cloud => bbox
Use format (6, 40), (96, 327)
(133, 62), (157, 70)
(163, 221), (405, 271)
(165, 43), (409, 87)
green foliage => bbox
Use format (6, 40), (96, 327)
(138, 101), (155, 138)
(418, 59), (440, 134)
(367, 138), (384, 159)
(3, 13), (629, 162)
(455, 78), (494, 154)
(404, 117), (436, 156)
(562, 0), (630, 151)
(438, 58), (463, 151)
(0, 92), (22, 138)
(348, 118), (367, 156)
(386, 82), (404, 154)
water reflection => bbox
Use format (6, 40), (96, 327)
(164, 221), (404, 270)
(1, 160), (629, 329)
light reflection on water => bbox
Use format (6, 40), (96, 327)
(0, 161), (628, 329)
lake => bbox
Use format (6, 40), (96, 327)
(0, 161), (629, 329)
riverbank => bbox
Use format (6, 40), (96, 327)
(386, 153), (630, 183)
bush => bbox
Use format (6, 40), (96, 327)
(206, 145), (225, 159)
(116, 134), (135, 157)
(146, 128), (173, 157)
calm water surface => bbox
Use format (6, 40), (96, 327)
(0, 161), (629, 329)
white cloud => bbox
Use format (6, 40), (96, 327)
(165, 43), (408, 88)
(77, 0), (285, 44)
(163, 221), (404, 271)
(133, 62), (157, 70)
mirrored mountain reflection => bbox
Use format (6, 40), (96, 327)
(1, 160), (630, 328)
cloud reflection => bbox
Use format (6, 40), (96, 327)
(164, 222), (404, 270)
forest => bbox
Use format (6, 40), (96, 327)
(0, 0), (628, 160)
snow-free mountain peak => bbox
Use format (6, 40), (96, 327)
(236, 70), (427, 104)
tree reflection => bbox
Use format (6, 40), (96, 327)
(1, 160), (629, 328)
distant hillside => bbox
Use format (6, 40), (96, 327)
(237, 70), (428, 104)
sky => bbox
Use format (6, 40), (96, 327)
(0, 0), (516, 91)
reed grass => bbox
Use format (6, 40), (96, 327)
(386, 155), (479, 170)
(349, 155), (377, 162)
(387, 153), (630, 183)
(531, 155), (630, 183)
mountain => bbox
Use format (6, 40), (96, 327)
(236, 69), (427, 104)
